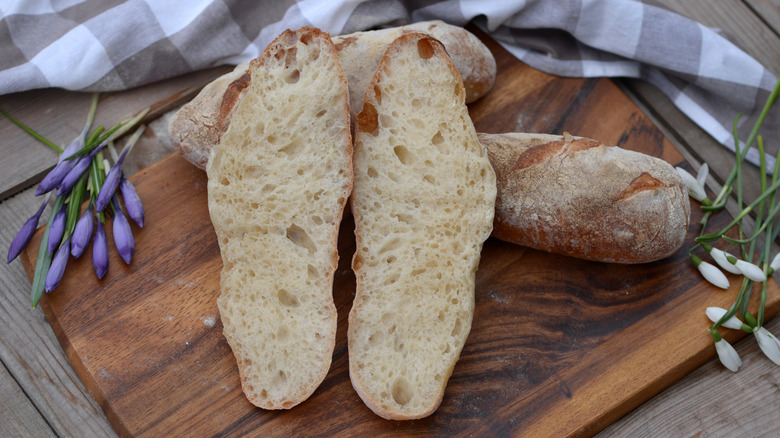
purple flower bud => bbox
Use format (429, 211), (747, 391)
(96, 147), (129, 212)
(7, 195), (49, 263)
(45, 237), (71, 292)
(47, 204), (67, 254)
(36, 138), (83, 196)
(120, 177), (144, 227)
(112, 197), (134, 264)
(93, 220), (109, 279)
(57, 144), (105, 196)
(71, 207), (94, 258)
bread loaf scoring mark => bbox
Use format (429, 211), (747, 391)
(417, 38), (435, 59)
(513, 137), (608, 171)
(358, 102), (379, 134)
(617, 172), (671, 200)
(217, 71), (252, 136)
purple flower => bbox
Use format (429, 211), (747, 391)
(47, 204), (67, 254)
(36, 138), (83, 196)
(45, 237), (71, 292)
(96, 147), (129, 212)
(93, 220), (108, 279)
(70, 206), (94, 258)
(112, 197), (134, 264)
(7, 195), (49, 263)
(120, 177), (144, 227)
(57, 144), (105, 196)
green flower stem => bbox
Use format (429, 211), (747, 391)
(89, 151), (107, 223)
(64, 172), (88, 239)
(31, 195), (65, 307)
(711, 279), (751, 330)
(701, 78), (780, 229)
(0, 109), (63, 153)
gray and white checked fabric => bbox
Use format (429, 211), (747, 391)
(0, 0), (777, 166)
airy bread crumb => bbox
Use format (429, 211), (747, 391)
(206, 27), (352, 410)
(348, 33), (496, 420)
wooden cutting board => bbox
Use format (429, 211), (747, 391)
(21, 30), (780, 437)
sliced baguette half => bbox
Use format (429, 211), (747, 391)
(348, 33), (497, 420)
(206, 27), (352, 410)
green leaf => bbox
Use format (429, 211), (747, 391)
(31, 195), (65, 307)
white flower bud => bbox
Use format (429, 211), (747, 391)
(698, 260), (730, 289)
(676, 167), (707, 202)
(714, 338), (742, 372)
(705, 307), (744, 330)
(708, 247), (741, 274)
(754, 327), (780, 366)
(770, 253), (780, 272)
(735, 259), (767, 282)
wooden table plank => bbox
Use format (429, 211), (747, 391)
(0, 188), (116, 438)
(0, 362), (55, 438)
(746, 0), (780, 36)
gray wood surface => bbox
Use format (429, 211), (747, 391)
(0, 1), (779, 436)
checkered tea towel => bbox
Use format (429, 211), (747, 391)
(0, 0), (777, 167)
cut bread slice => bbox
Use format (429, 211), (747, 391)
(206, 27), (352, 410)
(348, 33), (497, 420)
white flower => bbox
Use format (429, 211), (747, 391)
(705, 307), (744, 330)
(770, 253), (780, 272)
(714, 338), (742, 372)
(754, 326), (780, 365)
(676, 164), (708, 202)
(708, 247), (742, 274)
(734, 259), (767, 282)
(697, 260), (730, 289)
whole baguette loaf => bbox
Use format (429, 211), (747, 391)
(170, 20), (496, 169)
(349, 32), (496, 420)
(206, 27), (352, 410)
(480, 132), (690, 264)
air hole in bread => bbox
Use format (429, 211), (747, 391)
(417, 38), (435, 59)
(378, 237), (402, 255)
(391, 377), (413, 405)
(307, 264), (318, 280)
(368, 331), (382, 345)
(411, 98), (421, 108)
(411, 268), (426, 276)
(367, 167), (379, 178)
(386, 255), (397, 264)
(277, 289), (299, 307)
(267, 134), (278, 144)
(383, 273), (400, 285)
(315, 109), (327, 118)
(261, 183), (275, 193)
(286, 69), (300, 84)
(311, 215), (322, 225)
(358, 103), (379, 134)
(393, 145), (413, 164)
(286, 223), (317, 253)
(279, 138), (303, 156)
(277, 326), (289, 341)
(423, 175), (435, 184)
(220, 177), (230, 186)
(451, 318), (463, 336)
(284, 47), (297, 69)
(374, 85), (382, 104)
(431, 131), (444, 145)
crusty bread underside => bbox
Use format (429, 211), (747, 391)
(349, 34), (496, 420)
(206, 28), (352, 410)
